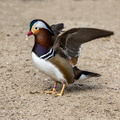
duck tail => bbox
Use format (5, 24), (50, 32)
(73, 66), (101, 80)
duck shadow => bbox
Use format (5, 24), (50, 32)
(56, 83), (103, 93)
(30, 82), (103, 95)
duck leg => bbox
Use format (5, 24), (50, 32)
(56, 83), (66, 96)
(44, 81), (57, 94)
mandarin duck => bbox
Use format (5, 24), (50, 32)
(26, 19), (113, 96)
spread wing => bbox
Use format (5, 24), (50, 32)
(51, 23), (64, 35)
(53, 28), (114, 65)
(51, 23), (64, 45)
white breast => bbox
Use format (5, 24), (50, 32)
(31, 52), (66, 83)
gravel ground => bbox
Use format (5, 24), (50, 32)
(0, 0), (120, 120)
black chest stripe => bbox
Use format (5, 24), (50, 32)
(39, 48), (55, 60)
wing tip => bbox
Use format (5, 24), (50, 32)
(106, 30), (114, 36)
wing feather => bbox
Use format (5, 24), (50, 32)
(55, 28), (113, 59)
(51, 23), (64, 35)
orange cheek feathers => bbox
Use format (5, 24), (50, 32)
(31, 27), (40, 35)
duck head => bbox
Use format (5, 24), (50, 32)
(27, 19), (55, 49)
(27, 19), (54, 37)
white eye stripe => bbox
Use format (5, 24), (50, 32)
(34, 21), (52, 33)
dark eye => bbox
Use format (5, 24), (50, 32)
(35, 27), (38, 30)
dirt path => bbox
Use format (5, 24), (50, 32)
(0, 0), (120, 120)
